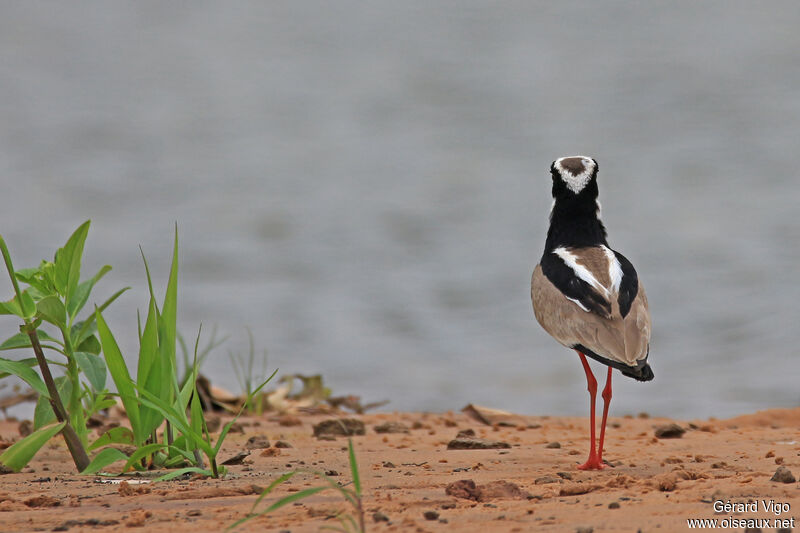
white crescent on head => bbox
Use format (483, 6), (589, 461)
(554, 156), (596, 194)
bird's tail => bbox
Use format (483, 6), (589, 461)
(621, 363), (654, 382)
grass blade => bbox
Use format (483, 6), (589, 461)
(96, 308), (141, 441)
(153, 466), (212, 482)
(80, 447), (130, 475)
(0, 422), (65, 472)
(347, 439), (361, 497)
(0, 357), (51, 399)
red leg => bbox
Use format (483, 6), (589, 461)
(576, 352), (604, 470)
(597, 366), (613, 465)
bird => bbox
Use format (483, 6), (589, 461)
(531, 156), (652, 470)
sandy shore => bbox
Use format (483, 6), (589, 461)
(1, 407), (799, 532)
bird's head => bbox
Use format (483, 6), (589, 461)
(550, 156), (598, 199)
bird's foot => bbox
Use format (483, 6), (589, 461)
(577, 456), (606, 470)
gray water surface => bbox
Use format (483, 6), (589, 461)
(1, 2), (799, 419)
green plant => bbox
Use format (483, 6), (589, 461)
(229, 438), (365, 532)
(229, 328), (269, 414)
(0, 221), (127, 472)
(83, 229), (276, 479)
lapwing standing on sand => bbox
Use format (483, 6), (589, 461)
(531, 156), (652, 470)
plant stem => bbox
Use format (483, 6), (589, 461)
(26, 328), (90, 472)
(356, 495), (365, 533)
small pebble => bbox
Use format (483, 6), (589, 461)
(545, 442), (561, 449)
(423, 510), (440, 520)
(608, 502), (620, 509)
(654, 424), (685, 439)
(770, 466), (796, 483)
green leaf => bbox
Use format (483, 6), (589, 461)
(233, 485), (329, 530)
(213, 369), (277, 457)
(74, 287), (129, 347)
(80, 447), (130, 475)
(0, 330), (65, 354)
(33, 376), (71, 429)
(0, 357), (65, 380)
(136, 299), (163, 437)
(0, 357), (50, 399)
(54, 220), (90, 303)
(0, 291), (36, 319)
(67, 264), (111, 319)
(96, 308), (142, 442)
(36, 295), (67, 330)
(348, 438), (361, 497)
(119, 442), (167, 473)
(0, 422), (65, 472)
(13, 267), (40, 284)
(76, 333), (101, 355)
(0, 332), (36, 351)
(153, 466), (213, 482)
(228, 472), (299, 530)
(89, 427), (136, 451)
(74, 351), (107, 391)
(136, 389), (214, 459)
(160, 227), (179, 384)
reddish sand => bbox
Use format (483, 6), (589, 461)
(1, 407), (799, 532)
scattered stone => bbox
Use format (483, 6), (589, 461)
(479, 481), (530, 501)
(446, 438), (510, 450)
(221, 451), (251, 465)
(0, 464), (13, 475)
(654, 424), (686, 439)
(559, 484), (600, 496)
(445, 479), (480, 501)
(374, 421), (410, 434)
(124, 509), (151, 527)
(53, 519), (120, 531)
(372, 511), (390, 523)
(325, 470), (339, 476)
(534, 475), (561, 485)
(423, 510), (440, 520)
(260, 448), (281, 457)
(274, 440), (293, 448)
(461, 404), (529, 426)
(275, 415), (302, 426)
(186, 509), (202, 517)
(382, 461), (396, 468)
(18, 420), (33, 438)
(455, 428), (476, 439)
(654, 473), (678, 492)
(445, 479), (529, 502)
(244, 435), (271, 450)
(556, 471), (573, 480)
(545, 441), (561, 449)
(23, 495), (60, 507)
(118, 481), (151, 497)
(441, 502), (456, 509)
(162, 485), (261, 501)
(576, 527), (594, 533)
(770, 466), (796, 483)
(312, 418), (366, 438)
(227, 422), (245, 434)
(608, 501), (620, 509)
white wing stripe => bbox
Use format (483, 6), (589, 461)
(566, 296), (590, 312)
(553, 247), (610, 299)
(603, 245), (623, 293)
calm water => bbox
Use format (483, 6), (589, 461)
(1, 2), (799, 419)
